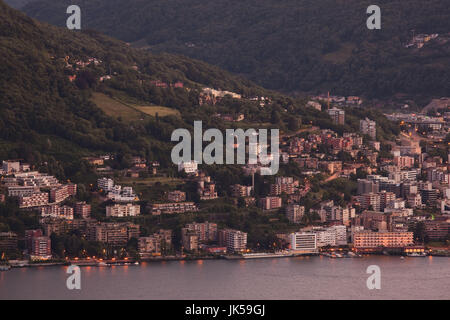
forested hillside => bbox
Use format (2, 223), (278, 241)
(21, 0), (450, 100)
(0, 0), (404, 184)
(0, 0), (273, 178)
(3, 0), (33, 8)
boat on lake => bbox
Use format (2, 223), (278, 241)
(0, 264), (11, 271)
(406, 252), (427, 257)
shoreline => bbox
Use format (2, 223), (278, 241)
(3, 251), (449, 270)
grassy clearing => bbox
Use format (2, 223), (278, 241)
(117, 176), (183, 187)
(92, 92), (180, 121)
(134, 106), (180, 117)
(91, 92), (143, 121)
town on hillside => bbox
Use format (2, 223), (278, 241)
(1, 97), (450, 267)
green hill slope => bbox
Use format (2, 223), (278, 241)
(0, 0), (274, 175)
(21, 0), (450, 100)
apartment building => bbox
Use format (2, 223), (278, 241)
(106, 203), (141, 217)
(357, 179), (379, 195)
(218, 229), (248, 253)
(178, 161), (198, 174)
(198, 183), (218, 200)
(138, 230), (172, 257)
(394, 156), (415, 168)
(50, 184), (76, 203)
(88, 222), (140, 246)
(7, 186), (39, 197)
(0, 232), (18, 254)
(15, 173), (59, 188)
(424, 220), (450, 241)
(360, 118), (376, 139)
(312, 225), (347, 247)
(359, 193), (382, 211)
(97, 177), (114, 192)
(286, 204), (305, 223)
(270, 183), (295, 195)
(2, 160), (20, 173)
(30, 236), (52, 260)
(184, 221), (218, 242)
(259, 196), (282, 210)
(327, 107), (345, 125)
(19, 192), (49, 208)
(342, 206), (356, 226)
(40, 205), (74, 220)
(149, 202), (198, 215)
(106, 185), (137, 202)
(314, 229), (337, 247)
(181, 228), (199, 251)
(75, 201), (91, 219)
(168, 190), (186, 202)
(314, 200), (346, 222)
(231, 184), (253, 198)
(407, 193), (422, 208)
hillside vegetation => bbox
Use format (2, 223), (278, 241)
(0, 1), (402, 182)
(21, 0), (450, 100)
(0, 0), (271, 176)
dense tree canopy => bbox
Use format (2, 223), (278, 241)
(20, 0), (450, 100)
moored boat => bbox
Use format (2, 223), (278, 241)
(0, 264), (11, 271)
(242, 252), (294, 259)
(406, 252), (427, 257)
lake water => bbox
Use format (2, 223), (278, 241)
(0, 256), (449, 300)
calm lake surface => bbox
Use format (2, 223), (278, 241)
(0, 256), (449, 300)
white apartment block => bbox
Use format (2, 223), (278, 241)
(226, 230), (247, 253)
(315, 229), (337, 247)
(13, 172), (59, 187)
(41, 205), (74, 220)
(178, 161), (198, 174)
(313, 225), (347, 247)
(97, 177), (114, 192)
(342, 206), (356, 226)
(331, 225), (347, 245)
(8, 186), (39, 197)
(106, 203), (141, 217)
(106, 185), (137, 202)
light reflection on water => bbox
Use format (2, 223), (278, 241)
(0, 256), (449, 300)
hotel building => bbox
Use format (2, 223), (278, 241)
(289, 232), (317, 253)
(353, 231), (414, 249)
